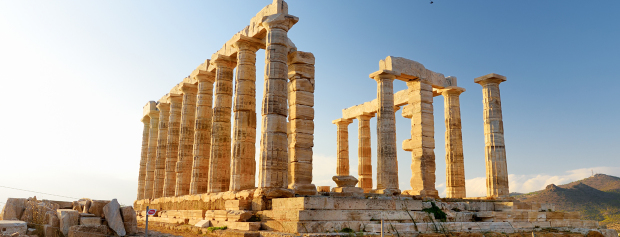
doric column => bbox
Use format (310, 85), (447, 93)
(441, 87), (466, 198)
(137, 116), (150, 200)
(153, 101), (170, 198)
(333, 119), (353, 176)
(475, 73), (509, 198)
(287, 51), (317, 195)
(402, 80), (438, 198)
(206, 55), (236, 193)
(163, 94), (183, 197)
(230, 37), (262, 192)
(356, 114), (374, 193)
(370, 70), (400, 195)
(175, 83), (198, 196)
(257, 13), (297, 194)
(189, 66), (215, 195)
(144, 110), (159, 199)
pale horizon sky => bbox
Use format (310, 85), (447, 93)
(1, 0), (619, 208)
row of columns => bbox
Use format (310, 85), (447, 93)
(136, 17), (317, 200)
(333, 72), (508, 199)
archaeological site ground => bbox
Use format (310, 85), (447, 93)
(1, 1), (618, 237)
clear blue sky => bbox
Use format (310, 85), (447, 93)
(0, 0), (618, 206)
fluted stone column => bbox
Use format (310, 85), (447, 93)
(189, 69), (215, 195)
(475, 73), (509, 198)
(153, 102), (170, 198)
(230, 37), (262, 192)
(163, 94), (183, 197)
(257, 14), (297, 195)
(137, 116), (150, 200)
(357, 114), (374, 193)
(333, 119), (353, 176)
(441, 87), (466, 198)
(175, 83), (198, 196)
(370, 70), (400, 195)
(206, 55), (236, 193)
(287, 51), (317, 195)
(144, 110), (159, 199)
(402, 80), (438, 198)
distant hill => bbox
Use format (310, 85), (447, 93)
(514, 174), (620, 230)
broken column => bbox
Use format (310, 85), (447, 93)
(137, 114), (150, 200)
(370, 70), (400, 195)
(257, 13), (297, 194)
(207, 55), (236, 193)
(153, 101), (170, 198)
(475, 73), (509, 198)
(230, 37), (262, 192)
(402, 80), (438, 198)
(287, 51), (318, 195)
(356, 113), (374, 193)
(189, 64), (215, 195)
(163, 94), (183, 197)
(175, 83), (198, 196)
(144, 108), (159, 199)
(441, 86), (466, 198)
(331, 118), (362, 193)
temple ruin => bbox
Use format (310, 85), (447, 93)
(132, 1), (617, 236)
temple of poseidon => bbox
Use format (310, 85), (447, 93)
(131, 1), (617, 236)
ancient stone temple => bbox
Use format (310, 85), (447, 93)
(133, 1), (617, 236)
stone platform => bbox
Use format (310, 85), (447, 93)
(134, 193), (618, 237)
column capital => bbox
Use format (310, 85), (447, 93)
(140, 116), (150, 123)
(356, 112), (375, 121)
(439, 86), (466, 97)
(262, 13), (299, 31)
(332, 118), (353, 126)
(179, 83), (198, 94)
(232, 35), (265, 52)
(369, 70), (400, 81)
(156, 102), (170, 111)
(474, 73), (506, 85)
(166, 93), (183, 104)
(190, 68), (215, 84)
(148, 110), (160, 119)
(211, 54), (237, 69)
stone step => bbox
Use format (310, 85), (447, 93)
(272, 197), (423, 211)
(205, 210), (253, 222)
(259, 210), (438, 222)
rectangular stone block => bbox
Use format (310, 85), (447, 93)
(564, 211), (580, 220)
(272, 197), (334, 210)
(0, 221), (27, 235)
(289, 91), (314, 107)
(289, 162), (312, 183)
(288, 78), (314, 92)
(225, 200), (251, 211)
(288, 133), (313, 148)
(79, 217), (101, 226)
(513, 202), (531, 210)
(226, 210), (252, 222)
(289, 147), (312, 163)
(494, 202), (514, 211)
(288, 119), (313, 134)
(540, 203), (555, 211)
(528, 211), (546, 221)
(289, 105), (314, 120)
(546, 211), (564, 220)
(262, 94), (287, 116)
(261, 114), (287, 133)
(194, 220), (210, 228)
(287, 51), (315, 65)
(287, 64), (315, 79)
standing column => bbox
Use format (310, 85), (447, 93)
(153, 101), (170, 198)
(287, 51), (317, 195)
(137, 116), (150, 200)
(475, 73), (509, 198)
(357, 114), (374, 193)
(230, 37), (262, 192)
(257, 14), (297, 193)
(144, 110), (159, 199)
(189, 67), (215, 194)
(441, 87), (466, 198)
(163, 94), (183, 197)
(333, 119), (353, 176)
(207, 55), (236, 193)
(175, 83), (198, 196)
(402, 80), (438, 198)
(370, 70), (400, 195)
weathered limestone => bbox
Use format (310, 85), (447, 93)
(257, 13), (298, 191)
(163, 94), (183, 197)
(154, 101), (170, 198)
(189, 61), (215, 195)
(356, 114), (373, 193)
(402, 80), (438, 198)
(120, 206), (138, 235)
(287, 51), (317, 195)
(144, 108), (160, 199)
(175, 83), (198, 196)
(333, 118), (352, 177)
(230, 36), (262, 192)
(441, 86), (466, 198)
(370, 70), (400, 195)
(57, 209), (79, 237)
(0, 221), (27, 235)
(0, 198), (26, 220)
(206, 55), (236, 193)
(103, 199), (126, 236)
(475, 73), (509, 198)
